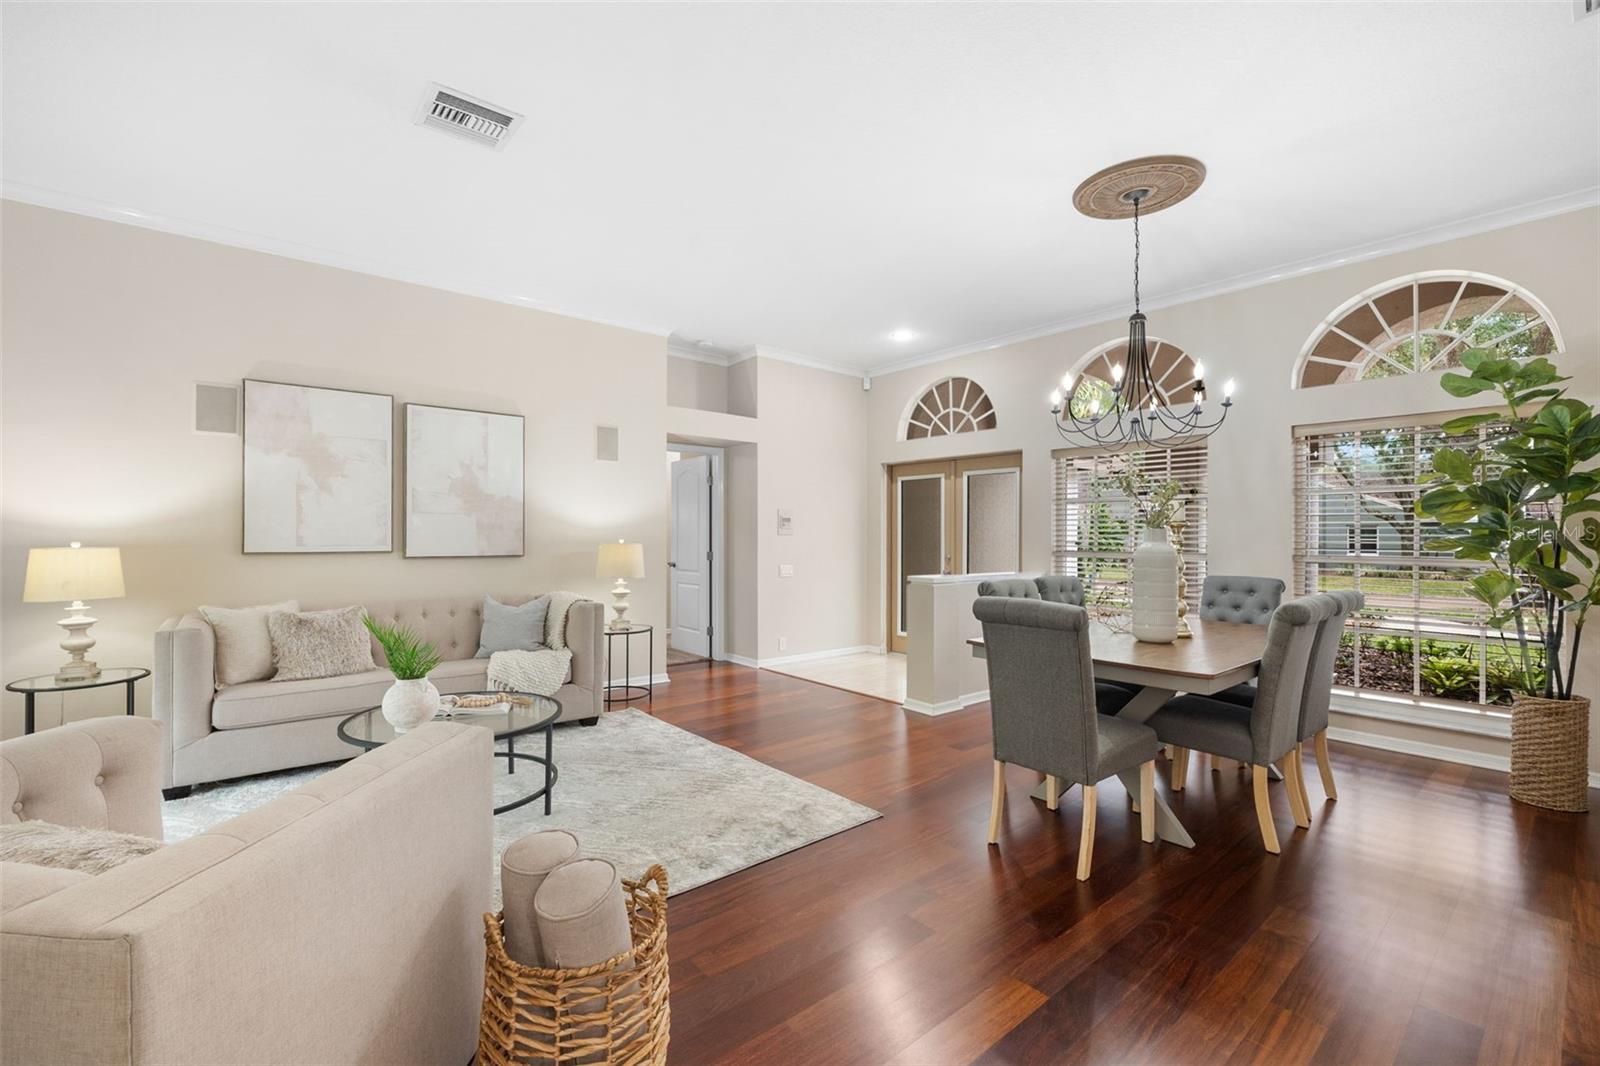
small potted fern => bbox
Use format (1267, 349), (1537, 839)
(364, 616), (444, 733)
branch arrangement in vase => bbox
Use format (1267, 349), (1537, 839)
(1415, 349), (1600, 701)
(1103, 470), (1186, 530)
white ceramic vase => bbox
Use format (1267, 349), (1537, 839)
(381, 677), (440, 733)
(1131, 526), (1180, 644)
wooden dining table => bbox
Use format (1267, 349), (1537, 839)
(968, 616), (1271, 849)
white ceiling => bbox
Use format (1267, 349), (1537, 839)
(4, 2), (1597, 374)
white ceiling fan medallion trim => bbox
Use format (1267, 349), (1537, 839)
(868, 185), (1600, 380)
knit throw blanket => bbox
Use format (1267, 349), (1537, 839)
(486, 591), (585, 697)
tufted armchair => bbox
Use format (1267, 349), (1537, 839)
(2, 716), (164, 840)
(154, 595), (605, 794)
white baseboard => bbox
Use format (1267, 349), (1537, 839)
(902, 690), (988, 717)
(723, 654), (759, 668)
(1327, 724), (1600, 789)
(611, 672), (669, 688)
(754, 645), (879, 669)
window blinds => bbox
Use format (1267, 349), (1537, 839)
(1050, 444), (1208, 609)
(1292, 418), (1519, 708)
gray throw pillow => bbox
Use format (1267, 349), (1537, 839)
(267, 605), (376, 681)
(478, 596), (550, 658)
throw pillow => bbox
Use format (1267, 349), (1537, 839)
(0, 821), (164, 875)
(477, 595), (550, 658)
(199, 600), (300, 687)
(267, 605), (376, 681)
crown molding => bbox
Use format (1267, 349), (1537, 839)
(1, 181), (676, 341)
(665, 341), (736, 366)
(746, 344), (863, 378)
(866, 186), (1600, 380)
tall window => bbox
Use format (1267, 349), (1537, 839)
(1294, 272), (1561, 389)
(1293, 419), (1537, 710)
(1051, 445), (1208, 608)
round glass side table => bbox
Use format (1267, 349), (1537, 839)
(603, 624), (654, 707)
(5, 667), (151, 735)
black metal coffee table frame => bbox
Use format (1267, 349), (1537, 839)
(336, 694), (558, 816)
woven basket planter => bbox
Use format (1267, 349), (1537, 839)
(1509, 695), (1590, 813)
(479, 865), (670, 1066)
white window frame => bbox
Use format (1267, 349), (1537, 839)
(1291, 270), (1564, 390)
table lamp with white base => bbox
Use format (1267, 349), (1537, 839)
(596, 540), (644, 630)
(22, 543), (125, 683)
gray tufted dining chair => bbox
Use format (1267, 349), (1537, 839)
(1034, 575), (1087, 606)
(1145, 594), (1336, 853)
(1199, 575), (1286, 625)
(1171, 575), (1288, 782)
(975, 578), (1041, 599)
(974, 597), (1160, 880)
(1294, 589), (1363, 807)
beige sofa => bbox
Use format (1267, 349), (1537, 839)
(1, 715), (492, 1065)
(154, 596), (603, 794)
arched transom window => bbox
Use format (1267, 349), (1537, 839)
(903, 376), (996, 440)
(1294, 271), (1562, 389)
(1065, 336), (1201, 419)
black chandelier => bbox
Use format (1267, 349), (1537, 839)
(1049, 185), (1234, 451)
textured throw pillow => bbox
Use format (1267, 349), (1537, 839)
(477, 595), (550, 658)
(267, 605), (376, 681)
(0, 821), (164, 875)
(199, 600), (300, 687)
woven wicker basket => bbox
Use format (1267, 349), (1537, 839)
(1509, 695), (1590, 813)
(479, 865), (670, 1066)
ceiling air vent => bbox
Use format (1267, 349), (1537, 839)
(414, 83), (523, 149)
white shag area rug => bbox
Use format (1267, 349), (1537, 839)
(163, 709), (879, 904)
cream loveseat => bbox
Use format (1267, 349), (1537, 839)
(154, 596), (604, 794)
(1, 715), (492, 1065)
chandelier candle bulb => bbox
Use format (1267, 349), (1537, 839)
(1224, 378), (1237, 399)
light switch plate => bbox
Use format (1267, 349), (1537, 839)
(779, 564), (794, 578)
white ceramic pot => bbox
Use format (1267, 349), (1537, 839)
(1131, 526), (1179, 644)
(381, 677), (440, 733)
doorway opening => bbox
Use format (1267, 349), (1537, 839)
(885, 451), (1022, 653)
(667, 443), (725, 667)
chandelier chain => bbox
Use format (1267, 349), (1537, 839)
(1132, 196), (1141, 313)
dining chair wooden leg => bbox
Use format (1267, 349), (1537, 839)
(1139, 762), (1155, 843)
(1170, 747), (1190, 791)
(1285, 750), (1311, 830)
(1046, 774), (1060, 812)
(1291, 744), (1313, 824)
(1076, 784), (1098, 880)
(1164, 744), (1174, 761)
(988, 761), (1006, 845)
(1314, 729), (1338, 800)
(1251, 765), (1280, 854)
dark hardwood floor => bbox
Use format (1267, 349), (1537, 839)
(650, 661), (1599, 1066)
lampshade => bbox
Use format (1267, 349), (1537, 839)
(596, 541), (645, 580)
(22, 545), (126, 603)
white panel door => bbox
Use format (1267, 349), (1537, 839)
(670, 455), (712, 658)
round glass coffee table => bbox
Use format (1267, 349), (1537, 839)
(336, 691), (560, 815)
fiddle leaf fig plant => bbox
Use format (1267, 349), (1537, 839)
(1415, 349), (1600, 700)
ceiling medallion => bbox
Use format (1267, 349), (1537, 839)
(1071, 155), (1206, 221)
(1049, 156), (1234, 452)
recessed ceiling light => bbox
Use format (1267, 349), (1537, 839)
(889, 328), (917, 343)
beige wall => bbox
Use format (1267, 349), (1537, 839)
(666, 356), (730, 414)
(1, 202), (669, 736)
(753, 358), (875, 660)
(866, 207), (1600, 772)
